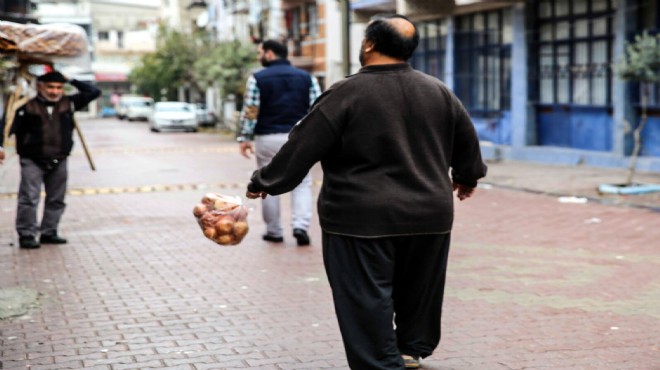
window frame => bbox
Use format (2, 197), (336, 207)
(305, 1), (319, 37)
(638, 0), (660, 108)
(410, 19), (446, 81)
(454, 9), (512, 116)
(534, 0), (616, 107)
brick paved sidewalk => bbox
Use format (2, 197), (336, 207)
(1, 119), (658, 369)
(483, 160), (660, 211)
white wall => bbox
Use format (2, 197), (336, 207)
(324, 0), (344, 87)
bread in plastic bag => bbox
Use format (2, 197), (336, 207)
(0, 21), (88, 56)
(193, 193), (249, 246)
(0, 21), (91, 67)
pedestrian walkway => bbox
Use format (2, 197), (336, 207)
(0, 118), (658, 369)
(483, 159), (660, 211)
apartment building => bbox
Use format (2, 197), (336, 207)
(351, 0), (660, 171)
(91, 0), (160, 115)
(206, 0), (333, 88)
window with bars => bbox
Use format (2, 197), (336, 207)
(410, 20), (446, 81)
(639, 0), (660, 107)
(535, 0), (616, 106)
(285, 7), (302, 55)
(454, 9), (512, 114)
(286, 7), (301, 39)
(306, 2), (319, 37)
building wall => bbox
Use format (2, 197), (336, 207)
(90, 1), (160, 115)
(398, 0), (660, 171)
(281, 0), (327, 83)
(202, 0), (660, 171)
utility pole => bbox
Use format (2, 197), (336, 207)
(339, 0), (351, 76)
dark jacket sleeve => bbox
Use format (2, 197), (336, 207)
(248, 103), (339, 195)
(0, 111), (6, 147)
(449, 94), (488, 188)
(69, 79), (101, 110)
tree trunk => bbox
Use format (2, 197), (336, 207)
(626, 83), (649, 185)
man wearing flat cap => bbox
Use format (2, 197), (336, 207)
(0, 70), (101, 249)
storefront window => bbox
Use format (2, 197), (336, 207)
(535, 0), (616, 106)
(410, 19), (446, 81)
(455, 9), (512, 113)
(639, 0), (659, 106)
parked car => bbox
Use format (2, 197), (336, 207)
(150, 102), (198, 132)
(116, 96), (154, 121)
(195, 103), (216, 127)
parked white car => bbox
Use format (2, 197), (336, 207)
(195, 103), (216, 127)
(116, 96), (154, 121)
(150, 102), (198, 132)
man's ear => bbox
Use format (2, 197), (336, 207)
(363, 40), (375, 53)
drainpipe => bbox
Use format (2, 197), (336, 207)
(511, 2), (530, 149)
(339, 0), (351, 76)
(443, 16), (454, 91)
(612, 0), (636, 157)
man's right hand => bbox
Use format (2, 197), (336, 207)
(453, 182), (475, 201)
(240, 142), (254, 159)
(0, 148), (5, 164)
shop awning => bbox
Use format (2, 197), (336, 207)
(94, 72), (127, 82)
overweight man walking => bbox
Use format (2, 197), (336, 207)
(246, 15), (487, 369)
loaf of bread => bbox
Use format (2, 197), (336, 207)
(0, 21), (88, 57)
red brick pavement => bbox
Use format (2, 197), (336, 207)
(0, 118), (659, 369)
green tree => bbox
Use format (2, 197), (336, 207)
(616, 31), (660, 185)
(193, 40), (257, 101)
(129, 27), (205, 101)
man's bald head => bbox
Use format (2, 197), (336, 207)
(363, 14), (419, 62)
(388, 16), (416, 39)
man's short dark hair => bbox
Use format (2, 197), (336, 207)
(261, 39), (288, 59)
(365, 14), (419, 61)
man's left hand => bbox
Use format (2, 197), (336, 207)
(240, 142), (254, 159)
(246, 190), (268, 199)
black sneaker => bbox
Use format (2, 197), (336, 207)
(19, 236), (40, 249)
(40, 234), (67, 244)
(262, 234), (284, 243)
(293, 228), (310, 246)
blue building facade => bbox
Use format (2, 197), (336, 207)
(385, 0), (660, 171)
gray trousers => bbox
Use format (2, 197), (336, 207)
(16, 157), (68, 238)
(255, 133), (312, 237)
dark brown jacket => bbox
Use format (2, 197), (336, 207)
(1, 79), (101, 160)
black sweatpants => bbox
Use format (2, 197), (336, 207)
(322, 232), (451, 370)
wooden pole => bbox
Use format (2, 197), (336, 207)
(73, 116), (96, 171)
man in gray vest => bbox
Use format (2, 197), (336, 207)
(237, 39), (322, 246)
